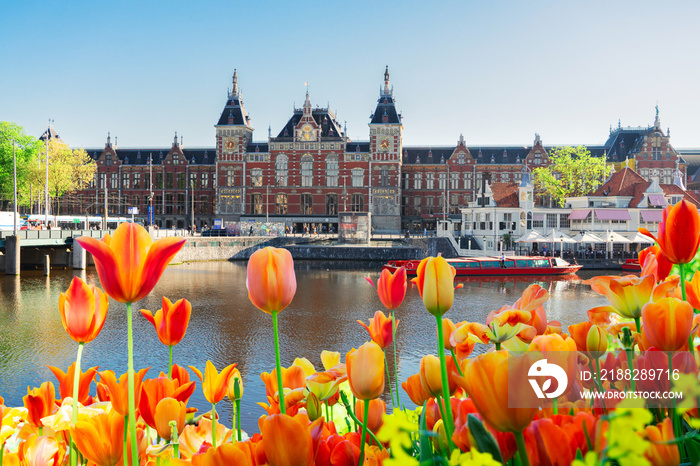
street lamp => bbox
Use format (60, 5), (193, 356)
(483, 235), (487, 252)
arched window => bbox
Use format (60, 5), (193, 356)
(326, 154), (339, 187)
(379, 166), (389, 187)
(275, 154), (288, 187)
(301, 154), (313, 187)
(351, 168), (364, 187)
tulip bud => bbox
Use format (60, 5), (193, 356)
(346, 342), (385, 400)
(618, 326), (636, 352)
(431, 419), (449, 455)
(441, 318), (457, 350)
(586, 325), (608, 359)
(305, 392), (322, 422)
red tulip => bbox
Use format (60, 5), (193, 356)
(642, 297), (693, 352)
(368, 266), (407, 310)
(23, 382), (56, 428)
(357, 311), (396, 349)
(47, 362), (98, 405)
(77, 222), (185, 303)
(59, 277), (109, 344)
(140, 296), (191, 346)
(640, 199), (700, 264)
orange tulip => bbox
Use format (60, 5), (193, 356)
(458, 350), (541, 433)
(685, 271), (700, 310)
(246, 246), (297, 314)
(47, 362), (98, 405)
(369, 266), (407, 310)
(346, 341), (385, 400)
(70, 410), (124, 466)
(140, 296), (191, 346)
(154, 397), (186, 441)
(585, 274), (659, 321)
(58, 277), (109, 344)
(77, 222), (185, 303)
(441, 318), (457, 350)
(490, 284), (551, 335)
(357, 311), (396, 349)
(226, 368), (244, 401)
(18, 434), (66, 466)
(261, 414), (316, 466)
(190, 361), (239, 404)
(412, 256), (456, 316)
(23, 382), (56, 428)
(180, 418), (233, 459)
(568, 322), (608, 358)
(419, 354), (458, 397)
(639, 245), (673, 282)
(193, 442), (253, 466)
(97, 368), (149, 417)
(642, 297), (693, 351)
(402, 374), (431, 406)
(354, 398), (386, 432)
(640, 199), (700, 264)
(642, 417), (680, 466)
(261, 365), (306, 398)
(138, 376), (196, 430)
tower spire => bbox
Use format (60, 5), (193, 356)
(654, 103), (661, 129)
(232, 69), (238, 97)
(382, 65), (391, 96)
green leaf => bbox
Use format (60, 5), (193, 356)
(686, 437), (700, 466)
(419, 400), (433, 462)
(467, 414), (503, 464)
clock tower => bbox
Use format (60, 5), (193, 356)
(215, 69), (254, 218)
(368, 66), (403, 231)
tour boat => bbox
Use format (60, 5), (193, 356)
(621, 258), (641, 273)
(382, 256), (582, 276)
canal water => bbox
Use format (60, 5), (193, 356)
(0, 261), (609, 434)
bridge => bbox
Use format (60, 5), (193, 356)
(0, 229), (112, 248)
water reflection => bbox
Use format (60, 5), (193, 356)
(0, 262), (609, 434)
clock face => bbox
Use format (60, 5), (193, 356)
(300, 124), (315, 141)
(223, 137), (237, 154)
(379, 137), (391, 151)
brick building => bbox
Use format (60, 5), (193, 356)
(65, 69), (691, 232)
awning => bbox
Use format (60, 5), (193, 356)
(533, 213), (544, 221)
(568, 209), (591, 220)
(641, 210), (663, 222)
(648, 194), (667, 207)
(594, 209), (631, 221)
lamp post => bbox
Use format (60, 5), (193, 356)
(12, 138), (17, 235)
(483, 235), (487, 252)
(44, 120), (50, 227)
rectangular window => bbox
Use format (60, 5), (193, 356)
(438, 172), (446, 190)
(276, 194), (288, 215)
(133, 172), (141, 189)
(201, 172), (208, 188)
(351, 194), (364, 212)
(352, 168), (364, 187)
(546, 213), (557, 228)
(414, 173), (422, 189)
(252, 194), (264, 215)
(155, 195), (163, 214)
(226, 168), (235, 187)
(251, 169), (263, 187)
(200, 195), (209, 215)
(122, 173), (130, 189)
(301, 194), (313, 215)
(177, 173), (186, 189)
(450, 173), (459, 190)
(110, 173), (118, 189)
(189, 172), (197, 189)
(403, 173), (410, 189)
(326, 194), (338, 215)
(426, 173), (434, 190)
(165, 194), (173, 214)
(177, 193), (186, 214)
(165, 173), (174, 189)
(559, 213), (570, 229)
(100, 174), (106, 189)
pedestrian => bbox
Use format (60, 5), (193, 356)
(249, 226), (254, 236)
(500, 252), (507, 268)
(423, 227), (427, 237)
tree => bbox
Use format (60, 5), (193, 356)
(39, 139), (97, 215)
(532, 146), (609, 207)
(0, 122), (43, 209)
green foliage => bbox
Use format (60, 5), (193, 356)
(0, 122), (43, 207)
(40, 139), (96, 214)
(532, 146), (609, 207)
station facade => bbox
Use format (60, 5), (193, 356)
(67, 68), (689, 233)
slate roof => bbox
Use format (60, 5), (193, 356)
(83, 148), (217, 165)
(216, 95), (252, 128)
(370, 95), (401, 125)
(346, 142), (370, 152)
(274, 108), (344, 139)
(403, 146), (531, 165)
(246, 143), (269, 153)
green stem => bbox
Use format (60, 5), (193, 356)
(634, 317), (640, 335)
(272, 311), (286, 415)
(435, 315), (454, 453)
(495, 342), (501, 351)
(126, 302), (139, 466)
(449, 348), (463, 377)
(211, 403), (218, 448)
(680, 263), (696, 352)
(552, 397), (558, 416)
(71, 342), (84, 466)
(625, 350), (636, 391)
(168, 345), (173, 380)
(236, 399), (242, 441)
(668, 352), (679, 439)
(391, 309), (400, 407)
(123, 415), (128, 465)
(384, 350), (395, 409)
(594, 358), (607, 411)
(358, 399), (370, 466)
(1, 443), (5, 466)
(515, 430), (530, 466)
(170, 421), (179, 459)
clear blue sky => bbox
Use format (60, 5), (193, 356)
(2, 0), (699, 150)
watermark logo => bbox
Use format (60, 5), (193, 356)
(528, 358), (568, 399)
